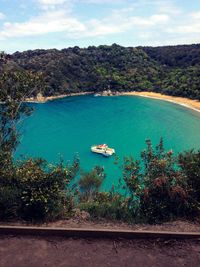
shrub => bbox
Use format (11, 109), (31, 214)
(0, 156), (79, 222)
(79, 192), (131, 221)
(78, 166), (105, 202)
(123, 139), (190, 223)
(179, 150), (200, 214)
(16, 158), (78, 221)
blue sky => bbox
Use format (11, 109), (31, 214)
(0, 0), (200, 52)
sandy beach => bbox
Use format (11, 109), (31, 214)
(123, 91), (200, 114)
(26, 90), (200, 114)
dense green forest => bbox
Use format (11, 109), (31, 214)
(11, 44), (200, 100)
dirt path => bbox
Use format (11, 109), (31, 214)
(4, 219), (199, 233)
(0, 235), (199, 267)
(46, 219), (200, 232)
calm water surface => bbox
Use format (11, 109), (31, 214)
(16, 95), (200, 190)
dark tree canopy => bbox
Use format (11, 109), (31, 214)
(10, 44), (200, 100)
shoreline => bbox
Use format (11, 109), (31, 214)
(122, 92), (200, 114)
(26, 91), (200, 114)
(26, 91), (94, 103)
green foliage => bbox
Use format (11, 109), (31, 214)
(0, 185), (21, 220)
(0, 54), (44, 159)
(79, 192), (131, 221)
(16, 158), (76, 220)
(0, 157), (79, 221)
(122, 139), (191, 223)
(78, 166), (132, 221)
(142, 44), (200, 67)
(11, 44), (200, 99)
(123, 156), (142, 197)
(79, 166), (105, 202)
(0, 142), (20, 220)
(179, 150), (200, 212)
(0, 53), (78, 222)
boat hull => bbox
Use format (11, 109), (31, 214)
(91, 145), (115, 157)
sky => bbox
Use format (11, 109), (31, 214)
(0, 0), (200, 53)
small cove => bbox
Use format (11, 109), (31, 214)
(16, 95), (200, 190)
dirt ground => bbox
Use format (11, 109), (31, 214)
(3, 218), (200, 232)
(46, 218), (200, 232)
(0, 235), (200, 267)
(1, 218), (199, 266)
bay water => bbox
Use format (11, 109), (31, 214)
(16, 95), (200, 190)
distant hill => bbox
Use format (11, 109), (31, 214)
(11, 44), (200, 100)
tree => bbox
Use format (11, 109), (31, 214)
(123, 139), (189, 223)
(0, 53), (44, 160)
(16, 158), (79, 221)
(0, 53), (81, 222)
(0, 53), (44, 221)
(179, 150), (200, 213)
(11, 44), (200, 100)
(79, 166), (105, 202)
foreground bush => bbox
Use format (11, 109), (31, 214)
(123, 139), (194, 223)
(78, 166), (106, 202)
(78, 140), (200, 224)
(179, 150), (200, 213)
(0, 157), (79, 221)
(79, 192), (131, 221)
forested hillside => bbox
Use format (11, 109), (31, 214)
(11, 44), (200, 100)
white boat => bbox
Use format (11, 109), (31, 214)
(91, 144), (115, 157)
(94, 93), (101, 97)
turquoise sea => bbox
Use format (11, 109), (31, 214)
(16, 95), (200, 190)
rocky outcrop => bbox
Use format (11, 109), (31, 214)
(99, 90), (120, 96)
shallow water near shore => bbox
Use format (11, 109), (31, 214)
(16, 95), (200, 190)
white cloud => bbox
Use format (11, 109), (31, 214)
(151, 0), (182, 15)
(0, 10), (85, 39)
(73, 13), (170, 38)
(38, 0), (124, 7)
(0, 0), (170, 41)
(0, 12), (6, 20)
(166, 11), (200, 34)
(0, 0), (199, 48)
(37, 0), (72, 11)
(170, 24), (200, 34)
(38, 0), (67, 5)
(81, 0), (124, 3)
(149, 35), (200, 46)
(191, 11), (200, 20)
(150, 14), (169, 23)
(128, 14), (169, 27)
